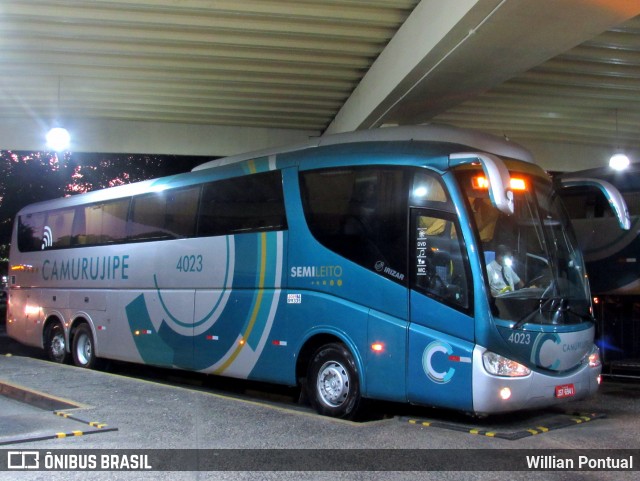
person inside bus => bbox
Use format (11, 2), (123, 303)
(486, 244), (524, 297)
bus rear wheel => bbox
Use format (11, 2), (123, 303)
(306, 343), (361, 419)
(45, 322), (68, 364)
(72, 324), (97, 369)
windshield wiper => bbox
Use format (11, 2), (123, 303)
(511, 296), (560, 330)
(511, 296), (595, 330)
(563, 305), (596, 324)
(511, 278), (559, 330)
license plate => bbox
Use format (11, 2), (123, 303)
(555, 384), (575, 398)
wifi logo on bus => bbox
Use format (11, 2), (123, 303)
(41, 226), (53, 250)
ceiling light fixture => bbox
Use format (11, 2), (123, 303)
(609, 109), (629, 171)
(46, 127), (71, 152)
(46, 77), (71, 152)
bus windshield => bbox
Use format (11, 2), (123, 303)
(457, 169), (591, 326)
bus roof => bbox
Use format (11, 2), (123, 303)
(15, 125), (533, 216)
(192, 124), (534, 171)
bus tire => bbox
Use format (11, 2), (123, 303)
(306, 343), (361, 419)
(72, 324), (98, 369)
(45, 322), (68, 364)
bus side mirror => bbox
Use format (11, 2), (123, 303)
(450, 152), (514, 215)
(560, 177), (631, 230)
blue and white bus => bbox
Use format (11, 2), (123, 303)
(7, 125), (628, 418)
(560, 164), (640, 376)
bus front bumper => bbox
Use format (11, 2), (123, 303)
(472, 345), (601, 415)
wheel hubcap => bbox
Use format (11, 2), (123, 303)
(51, 333), (65, 359)
(77, 334), (92, 365)
(317, 361), (350, 407)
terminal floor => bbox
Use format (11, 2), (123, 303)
(1, 328), (639, 481)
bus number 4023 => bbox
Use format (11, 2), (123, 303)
(508, 332), (530, 345)
(176, 255), (203, 273)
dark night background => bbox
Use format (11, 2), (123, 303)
(0, 151), (211, 280)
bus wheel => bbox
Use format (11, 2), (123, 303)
(306, 343), (361, 419)
(45, 323), (68, 364)
(72, 324), (97, 369)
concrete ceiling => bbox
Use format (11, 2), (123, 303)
(431, 11), (640, 149)
(0, 0), (418, 130)
(1, 0), (640, 166)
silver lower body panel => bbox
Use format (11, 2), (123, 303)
(472, 345), (601, 414)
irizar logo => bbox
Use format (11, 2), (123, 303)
(374, 261), (405, 281)
(41, 226), (53, 250)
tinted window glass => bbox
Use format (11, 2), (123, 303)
(413, 212), (470, 309)
(410, 171), (450, 207)
(15, 171), (287, 251)
(81, 199), (129, 245)
(48, 208), (76, 248)
(17, 212), (46, 252)
(562, 187), (640, 218)
(131, 186), (199, 241)
(198, 171), (287, 237)
(300, 167), (408, 283)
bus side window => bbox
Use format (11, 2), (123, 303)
(198, 171), (287, 237)
(83, 199), (129, 246)
(71, 206), (86, 245)
(165, 187), (199, 237)
(130, 186), (199, 241)
(560, 189), (598, 219)
(17, 212), (46, 252)
(47, 208), (76, 248)
(413, 214), (469, 309)
(130, 193), (171, 241)
(301, 167), (407, 284)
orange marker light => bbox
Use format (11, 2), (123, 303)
(589, 352), (601, 368)
(509, 178), (527, 191)
(371, 342), (384, 353)
(472, 176), (527, 191)
(472, 176), (489, 189)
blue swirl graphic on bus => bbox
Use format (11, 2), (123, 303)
(422, 341), (455, 384)
(125, 231), (283, 375)
(152, 236), (232, 329)
(531, 332), (562, 370)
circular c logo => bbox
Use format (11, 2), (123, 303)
(531, 332), (561, 370)
(422, 341), (455, 384)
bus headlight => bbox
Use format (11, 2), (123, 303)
(588, 345), (601, 368)
(483, 351), (531, 377)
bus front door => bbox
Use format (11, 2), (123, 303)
(407, 209), (474, 411)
